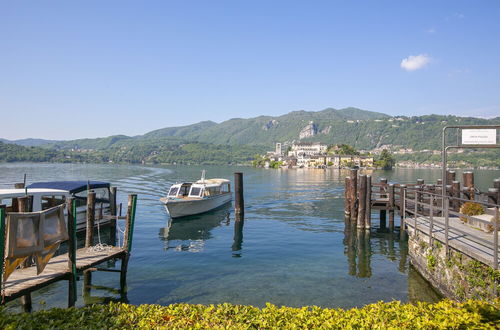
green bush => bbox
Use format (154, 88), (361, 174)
(460, 202), (485, 223)
(1, 299), (499, 329)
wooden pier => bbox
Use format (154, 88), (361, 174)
(344, 169), (500, 269)
(1, 193), (138, 311)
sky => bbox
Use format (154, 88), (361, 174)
(1, 1), (500, 140)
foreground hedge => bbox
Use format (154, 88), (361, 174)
(1, 299), (499, 329)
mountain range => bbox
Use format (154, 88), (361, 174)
(2, 107), (499, 153)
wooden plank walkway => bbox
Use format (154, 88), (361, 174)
(405, 214), (499, 269)
(3, 247), (125, 300)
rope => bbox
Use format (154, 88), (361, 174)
(87, 207), (112, 253)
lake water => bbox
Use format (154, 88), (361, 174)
(1, 163), (499, 311)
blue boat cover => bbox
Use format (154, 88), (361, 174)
(27, 181), (110, 194)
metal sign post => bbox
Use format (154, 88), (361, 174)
(441, 125), (500, 201)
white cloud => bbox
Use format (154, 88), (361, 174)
(400, 54), (431, 71)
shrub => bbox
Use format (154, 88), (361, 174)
(460, 202), (484, 223)
(1, 300), (499, 329)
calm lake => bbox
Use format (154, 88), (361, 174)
(2, 163), (499, 311)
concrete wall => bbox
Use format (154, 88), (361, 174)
(408, 231), (499, 302)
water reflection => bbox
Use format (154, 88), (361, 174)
(232, 214), (244, 257)
(344, 217), (410, 278)
(159, 204), (231, 253)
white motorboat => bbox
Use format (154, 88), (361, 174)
(160, 171), (232, 218)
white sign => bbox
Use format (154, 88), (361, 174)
(462, 129), (497, 145)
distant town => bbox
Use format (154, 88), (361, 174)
(253, 142), (379, 169)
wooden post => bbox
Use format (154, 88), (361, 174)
(365, 175), (372, 229)
(463, 171), (474, 200)
(86, 191), (96, 247)
(120, 253), (130, 291)
(234, 172), (244, 215)
(83, 270), (92, 295)
(452, 181), (461, 211)
(446, 170), (456, 186)
(399, 184), (406, 212)
(344, 177), (351, 218)
(388, 184), (395, 230)
(67, 197), (77, 307)
(124, 194), (137, 252)
(17, 196), (33, 273)
(379, 178), (387, 198)
(380, 209), (386, 229)
(357, 175), (367, 229)
(349, 169), (358, 221)
(17, 196), (30, 212)
(109, 186), (117, 246)
(121, 194), (137, 292)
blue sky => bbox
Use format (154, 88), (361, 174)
(1, 1), (499, 140)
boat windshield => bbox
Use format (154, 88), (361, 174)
(168, 187), (179, 196)
(189, 187), (202, 197)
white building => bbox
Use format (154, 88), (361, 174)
(288, 142), (327, 158)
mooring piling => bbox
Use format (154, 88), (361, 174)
(357, 174), (367, 229)
(344, 177), (351, 218)
(365, 175), (372, 229)
(234, 172), (244, 215)
(110, 186), (118, 245)
(86, 191), (96, 247)
(446, 170), (456, 185)
(463, 171), (475, 200)
(349, 169), (358, 220)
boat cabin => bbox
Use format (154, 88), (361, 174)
(27, 181), (111, 207)
(167, 179), (230, 199)
(0, 188), (70, 212)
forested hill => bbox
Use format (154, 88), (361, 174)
(3, 108), (500, 152)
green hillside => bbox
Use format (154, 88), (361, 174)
(40, 109), (500, 151)
(1, 108), (499, 166)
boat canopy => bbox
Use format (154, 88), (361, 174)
(26, 181), (110, 194)
(195, 178), (230, 187)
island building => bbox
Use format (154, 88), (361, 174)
(265, 142), (374, 169)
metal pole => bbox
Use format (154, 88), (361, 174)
(445, 197), (449, 255)
(494, 206), (498, 270)
(429, 195), (434, 246)
(414, 189), (418, 232)
(0, 205), (5, 288)
(442, 127), (447, 213)
(400, 188), (406, 239)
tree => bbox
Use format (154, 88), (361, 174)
(334, 144), (360, 155)
(376, 149), (395, 170)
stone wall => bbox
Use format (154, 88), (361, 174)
(408, 231), (499, 302)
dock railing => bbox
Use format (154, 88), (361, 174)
(401, 187), (499, 270)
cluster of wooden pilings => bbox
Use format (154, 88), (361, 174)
(344, 169), (500, 232)
(344, 169), (376, 230)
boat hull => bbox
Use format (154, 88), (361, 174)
(162, 193), (232, 218)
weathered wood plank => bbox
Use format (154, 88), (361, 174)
(3, 247), (125, 300)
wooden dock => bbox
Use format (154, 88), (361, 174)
(3, 247), (126, 301)
(1, 193), (138, 311)
(344, 169), (500, 269)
